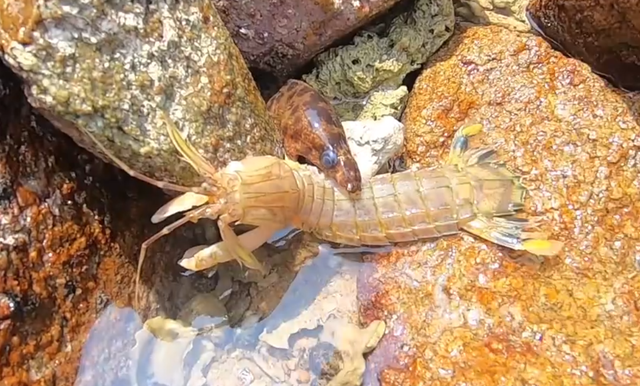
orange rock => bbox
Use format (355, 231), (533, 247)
(358, 25), (640, 385)
(0, 63), (210, 384)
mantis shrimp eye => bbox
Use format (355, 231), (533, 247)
(320, 149), (339, 169)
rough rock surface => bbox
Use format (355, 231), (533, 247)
(123, 244), (385, 386)
(0, 0), (282, 187)
(213, 0), (402, 80)
(0, 62), (214, 386)
(358, 24), (640, 385)
(454, 0), (530, 31)
(527, 0), (640, 91)
(303, 0), (455, 120)
(342, 117), (405, 180)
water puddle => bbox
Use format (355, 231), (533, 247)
(74, 235), (390, 386)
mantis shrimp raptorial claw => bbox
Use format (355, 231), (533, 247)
(159, 113), (267, 274)
(178, 225), (279, 272)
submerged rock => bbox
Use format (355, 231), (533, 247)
(527, 0), (640, 91)
(127, 245), (385, 386)
(214, 0), (402, 79)
(358, 24), (640, 385)
(0, 0), (282, 187)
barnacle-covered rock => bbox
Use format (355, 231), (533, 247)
(303, 0), (455, 120)
(526, 0), (640, 91)
(0, 0), (282, 187)
(358, 24), (640, 384)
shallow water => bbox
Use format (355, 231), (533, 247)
(73, 232), (390, 386)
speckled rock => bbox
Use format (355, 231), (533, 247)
(0, 63), (214, 386)
(357, 25), (640, 385)
(213, 0), (401, 80)
(527, 0), (640, 91)
(0, 0), (282, 187)
(454, 0), (530, 31)
(303, 0), (455, 120)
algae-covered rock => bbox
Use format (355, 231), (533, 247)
(358, 24), (640, 384)
(303, 0), (455, 121)
(0, 0), (282, 187)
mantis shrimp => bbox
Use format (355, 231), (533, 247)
(157, 120), (564, 279)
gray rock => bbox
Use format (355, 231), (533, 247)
(454, 0), (531, 31)
(0, 0), (282, 187)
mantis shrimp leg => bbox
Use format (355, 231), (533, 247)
(134, 203), (221, 306)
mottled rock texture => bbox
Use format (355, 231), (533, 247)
(0, 0), (281, 187)
(358, 24), (640, 385)
(214, 0), (402, 79)
(527, 0), (640, 91)
(454, 0), (530, 31)
(303, 0), (455, 120)
(0, 62), (212, 386)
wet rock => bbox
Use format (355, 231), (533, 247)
(342, 117), (405, 180)
(527, 0), (640, 91)
(214, 0), (402, 80)
(259, 245), (364, 350)
(177, 291), (228, 329)
(309, 342), (343, 383)
(0, 293), (16, 320)
(129, 314), (215, 386)
(129, 246), (384, 386)
(0, 64), (124, 384)
(358, 24), (640, 385)
(73, 306), (142, 386)
(0, 61), (217, 385)
(318, 317), (386, 386)
(454, 0), (530, 31)
(0, 0), (282, 187)
(303, 0), (455, 120)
